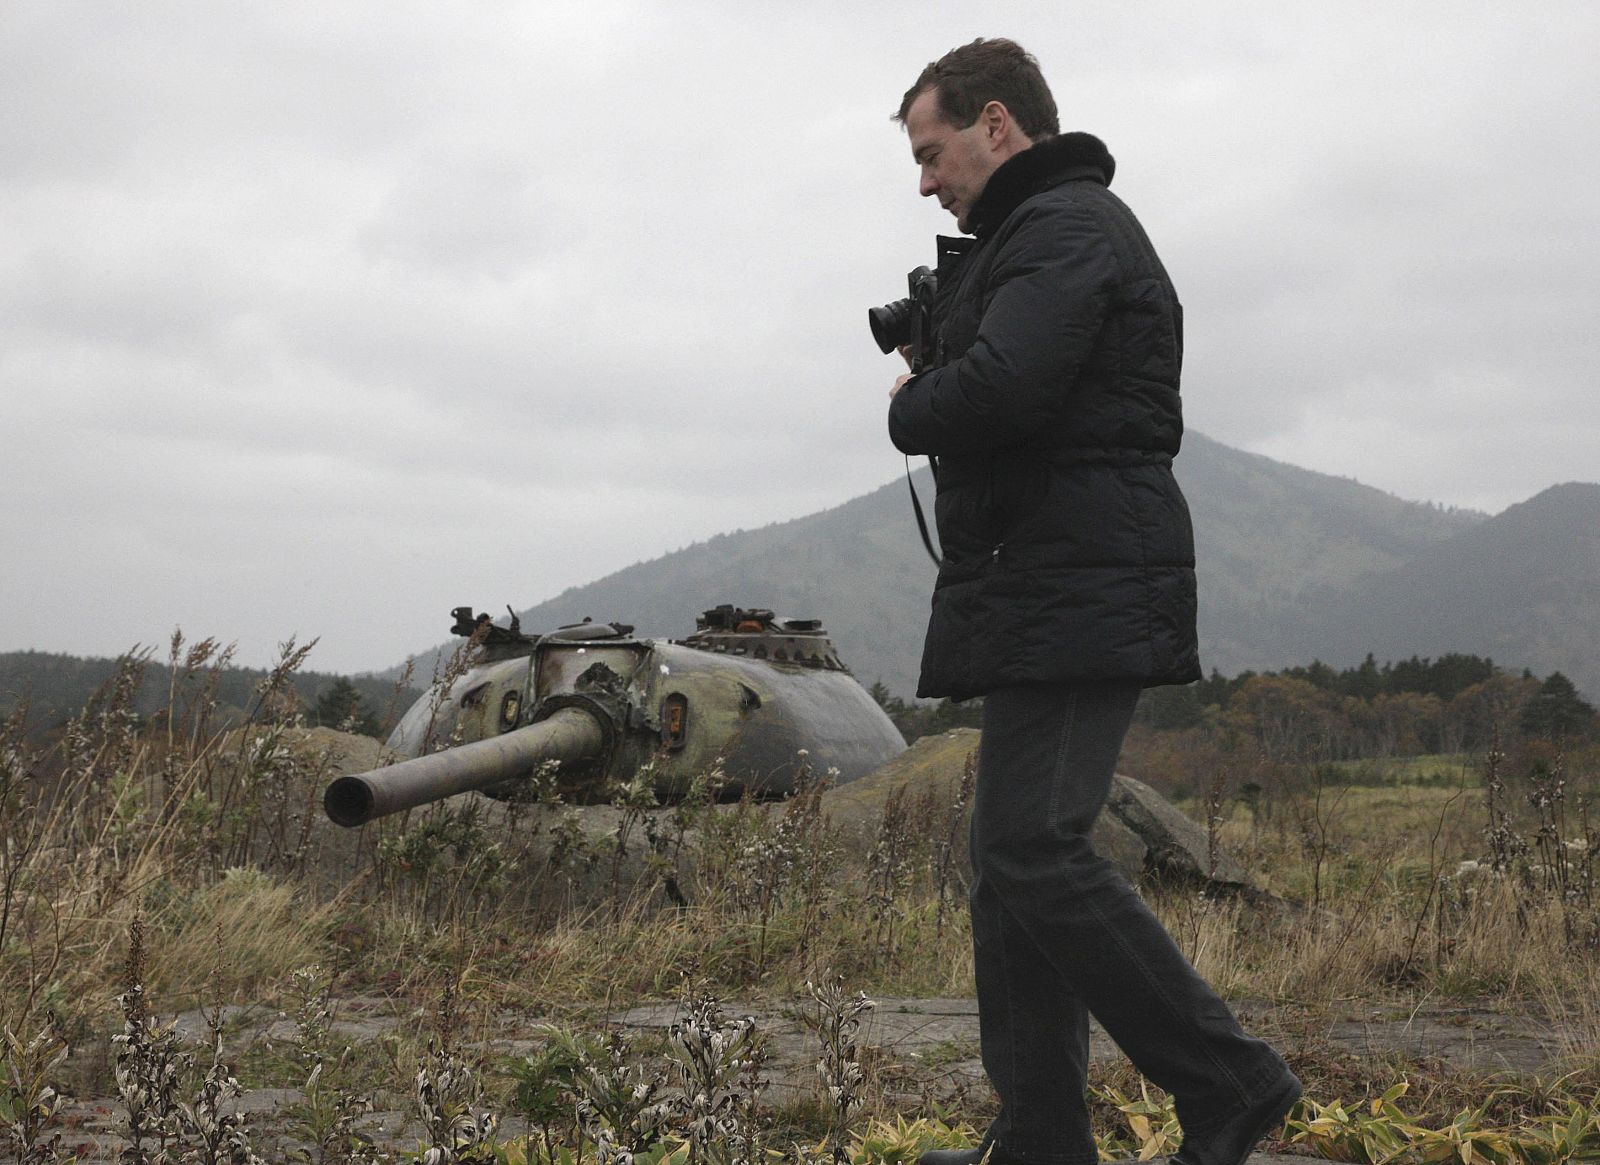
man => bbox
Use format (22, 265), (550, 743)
(885, 39), (1300, 1165)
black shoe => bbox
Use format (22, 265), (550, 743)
(919, 1133), (1007, 1165)
(1173, 1073), (1303, 1165)
(917, 1151), (989, 1165)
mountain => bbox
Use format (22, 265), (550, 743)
(1284, 482), (1600, 695)
(402, 432), (1589, 698)
(11, 439), (1586, 729)
(1174, 433), (1483, 675)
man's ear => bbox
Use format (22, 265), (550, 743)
(981, 100), (1011, 144)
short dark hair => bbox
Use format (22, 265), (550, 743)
(894, 38), (1059, 140)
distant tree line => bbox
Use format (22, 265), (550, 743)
(0, 648), (415, 740)
(872, 652), (1597, 756)
(867, 681), (985, 742)
(1138, 653), (1596, 759)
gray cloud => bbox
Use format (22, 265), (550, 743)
(3, 0), (1596, 672)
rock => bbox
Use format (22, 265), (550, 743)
(309, 725), (1254, 910)
(294, 725), (388, 773)
(1106, 772), (1251, 888)
(824, 728), (1254, 894)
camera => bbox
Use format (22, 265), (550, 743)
(868, 265), (937, 372)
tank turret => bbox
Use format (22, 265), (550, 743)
(323, 604), (907, 827)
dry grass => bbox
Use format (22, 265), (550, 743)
(4, 638), (1600, 1161)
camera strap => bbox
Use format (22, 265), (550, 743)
(906, 455), (942, 568)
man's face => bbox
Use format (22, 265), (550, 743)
(905, 86), (1002, 234)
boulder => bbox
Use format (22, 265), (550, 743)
(823, 728), (1253, 893)
(309, 726), (1255, 911)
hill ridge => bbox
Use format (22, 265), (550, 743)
(398, 432), (1599, 697)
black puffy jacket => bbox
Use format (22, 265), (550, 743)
(888, 132), (1200, 700)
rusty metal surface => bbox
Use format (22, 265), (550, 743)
(324, 607), (908, 826)
(386, 655), (537, 758)
(639, 641), (906, 796)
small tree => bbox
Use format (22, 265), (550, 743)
(1519, 671), (1598, 741)
(313, 677), (380, 737)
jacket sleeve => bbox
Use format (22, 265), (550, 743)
(888, 198), (1117, 456)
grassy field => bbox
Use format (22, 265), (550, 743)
(4, 643), (1599, 1162)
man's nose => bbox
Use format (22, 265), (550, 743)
(919, 170), (939, 198)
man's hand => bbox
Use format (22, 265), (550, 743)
(890, 371), (916, 399)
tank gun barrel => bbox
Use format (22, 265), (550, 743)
(323, 706), (605, 827)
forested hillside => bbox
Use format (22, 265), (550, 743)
(879, 651), (1599, 772)
(0, 645), (416, 738)
(402, 432), (1538, 697)
(1176, 433), (1482, 672)
(18, 439), (1584, 711)
(1285, 482), (1600, 695)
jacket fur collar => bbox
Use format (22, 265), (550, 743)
(967, 132), (1116, 239)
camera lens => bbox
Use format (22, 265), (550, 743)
(868, 298), (913, 354)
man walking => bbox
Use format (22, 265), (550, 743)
(885, 39), (1301, 1165)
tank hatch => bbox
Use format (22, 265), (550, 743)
(545, 617), (636, 641)
(678, 604), (846, 671)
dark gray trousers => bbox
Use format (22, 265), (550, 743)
(972, 682), (1292, 1165)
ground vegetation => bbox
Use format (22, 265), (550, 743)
(3, 633), (1599, 1162)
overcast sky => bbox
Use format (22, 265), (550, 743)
(4, 2), (1597, 675)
